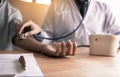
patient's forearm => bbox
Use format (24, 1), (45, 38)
(15, 37), (45, 53)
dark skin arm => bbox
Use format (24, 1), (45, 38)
(15, 36), (77, 57)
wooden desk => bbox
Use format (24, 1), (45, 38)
(0, 47), (120, 77)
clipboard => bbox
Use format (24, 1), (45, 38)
(0, 53), (44, 77)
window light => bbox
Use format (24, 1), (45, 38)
(20, 0), (32, 3)
(36, 0), (51, 5)
(20, 0), (51, 5)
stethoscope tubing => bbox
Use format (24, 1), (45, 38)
(33, 0), (90, 41)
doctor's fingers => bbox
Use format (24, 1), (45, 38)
(24, 30), (36, 37)
(66, 40), (73, 55)
(18, 20), (41, 35)
(18, 20), (32, 35)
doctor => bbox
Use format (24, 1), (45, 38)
(0, 0), (22, 50)
(16, 0), (120, 57)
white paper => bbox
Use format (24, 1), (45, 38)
(0, 53), (44, 77)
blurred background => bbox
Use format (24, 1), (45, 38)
(8, 0), (120, 27)
(8, 0), (50, 27)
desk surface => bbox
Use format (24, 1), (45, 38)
(0, 47), (120, 77)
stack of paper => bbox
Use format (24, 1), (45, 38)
(0, 53), (44, 77)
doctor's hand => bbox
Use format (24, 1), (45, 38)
(16, 20), (41, 37)
(42, 40), (77, 57)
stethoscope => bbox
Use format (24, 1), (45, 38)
(20, 0), (90, 43)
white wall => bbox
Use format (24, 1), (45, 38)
(97, 0), (120, 21)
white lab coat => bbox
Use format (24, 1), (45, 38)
(0, 0), (22, 50)
(38, 0), (120, 46)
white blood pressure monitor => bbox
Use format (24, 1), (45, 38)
(89, 34), (119, 56)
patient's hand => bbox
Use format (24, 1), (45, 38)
(42, 40), (77, 57)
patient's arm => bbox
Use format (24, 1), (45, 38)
(15, 37), (77, 57)
(15, 36), (45, 53)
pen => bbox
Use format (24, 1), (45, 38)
(19, 55), (26, 70)
(0, 74), (15, 77)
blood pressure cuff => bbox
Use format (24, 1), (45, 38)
(11, 19), (22, 45)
